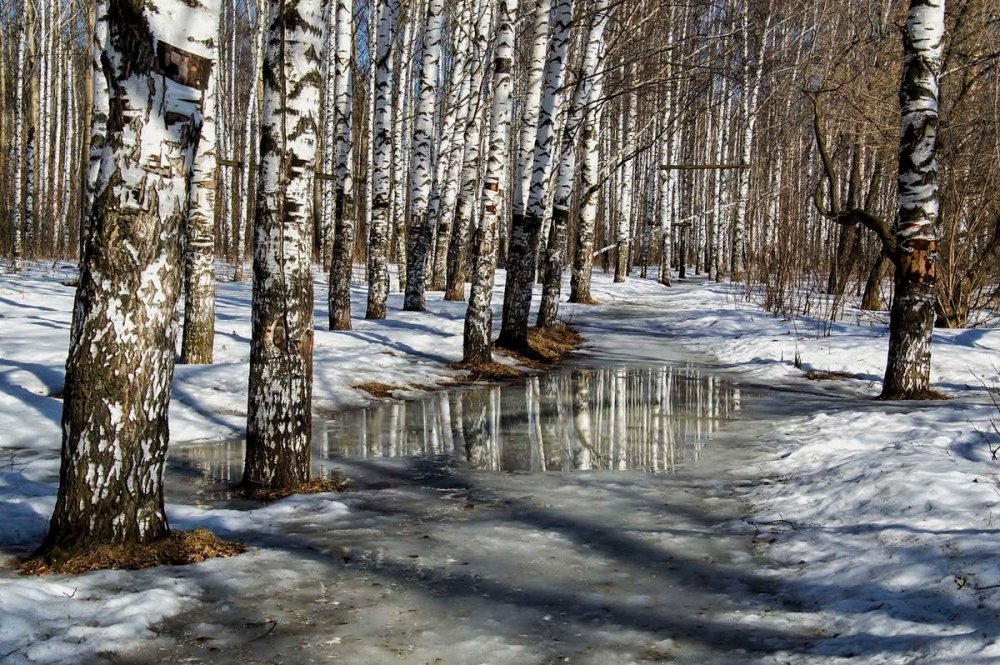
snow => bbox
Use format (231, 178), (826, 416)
(2, 261), (1000, 662)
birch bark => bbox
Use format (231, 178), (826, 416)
(540, 0), (610, 324)
(40, 0), (217, 560)
(181, 26), (220, 365)
(497, 0), (573, 349)
(881, 0), (945, 400)
(462, 0), (515, 365)
(365, 0), (399, 319)
(244, 0), (326, 493)
(403, 0), (446, 311)
(328, 0), (356, 330)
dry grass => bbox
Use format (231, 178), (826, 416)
(497, 324), (584, 368)
(353, 382), (400, 398)
(803, 370), (856, 381)
(238, 476), (348, 502)
(448, 360), (525, 382)
(877, 387), (951, 401)
(20, 528), (245, 575)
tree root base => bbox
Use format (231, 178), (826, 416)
(20, 528), (245, 576)
(877, 387), (950, 401)
(237, 477), (348, 503)
(495, 325), (583, 368)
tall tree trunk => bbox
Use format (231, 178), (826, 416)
(181, 30), (220, 365)
(429, 0), (477, 291)
(540, 0), (609, 323)
(390, 5), (418, 294)
(234, 6), (266, 283)
(881, 0), (944, 400)
(10, 8), (29, 271)
(403, 0), (446, 311)
(569, 105), (601, 304)
(497, 0), (573, 349)
(463, 0), (515, 366)
(615, 65), (636, 284)
(365, 0), (399, 319)
(244, 0), (326, 492)
(328, 0), (356, 330)
(39, 0), (216, 562)
(444, 0), (493, 302)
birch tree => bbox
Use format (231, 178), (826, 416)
(10, 8), (29, 272)
(881, 0), (945, 399)
(539, 0), (610, 325)
(615, 64), (637, 284)
(497, 0), (573, 349)
(328, 0), (356, 330)
(463, 0), (515, 366)
(38, 0), (217, 561)
(244, 0), (327, 494)
(444, 0), (493, 301)
(365, 0), (399, 319)
(403, 0), (446, 311)
(181, 26), (220, 365)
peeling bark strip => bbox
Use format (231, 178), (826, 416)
(245, 0), (326, 492)
(40, 0), (217, 561)
(462, 0), (516, 366)
(882, 0), (944, 400)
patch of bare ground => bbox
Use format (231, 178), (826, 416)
(496, 324), (584, 368)
(448, 360), (525, 383)
(877, 387), (951, 401)
(353, 382), (400, 398)
(803, 370), (855, 381)
(237, 476), (348, 502)
(20, 528), (245, 575)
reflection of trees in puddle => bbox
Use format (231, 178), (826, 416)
(324, 364), (742, 473)
(171, 365), (743, 488)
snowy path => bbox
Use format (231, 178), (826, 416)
(3, 267), (1000, 663)
(133, 285), (840, 664)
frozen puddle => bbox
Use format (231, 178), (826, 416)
(154, 364), (816, 664)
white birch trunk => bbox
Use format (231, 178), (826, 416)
(540, 0), (610, 323)
(328, 0), (356, 330)
(10, 11), (29, 271)
(181, 22), (220, 365)
(882, 0), (945, 399)
(444, 0), (494, 301)
(365, 0), (400, 319)
(462, 0), (515, 365)
(245, 0), (327, 492)
(512, 0), (553, 218)
(497, 0), (573, 348)
(403, 0), (446, 311)
(42, 0), (217, 557)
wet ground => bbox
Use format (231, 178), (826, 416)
(154, 346), (821, 663)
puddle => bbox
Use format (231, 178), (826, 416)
(169, 363), (743, 502)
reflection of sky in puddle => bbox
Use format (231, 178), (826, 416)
(170, 364), (742, 498)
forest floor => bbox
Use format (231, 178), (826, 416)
(1, 263), (999, 663)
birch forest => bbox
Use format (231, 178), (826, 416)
(4, 0), (998, 334)
(1, 0), (999, 566)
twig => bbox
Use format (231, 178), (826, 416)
(249, 619), (278, 642)
(973, 583), (1000, 591)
